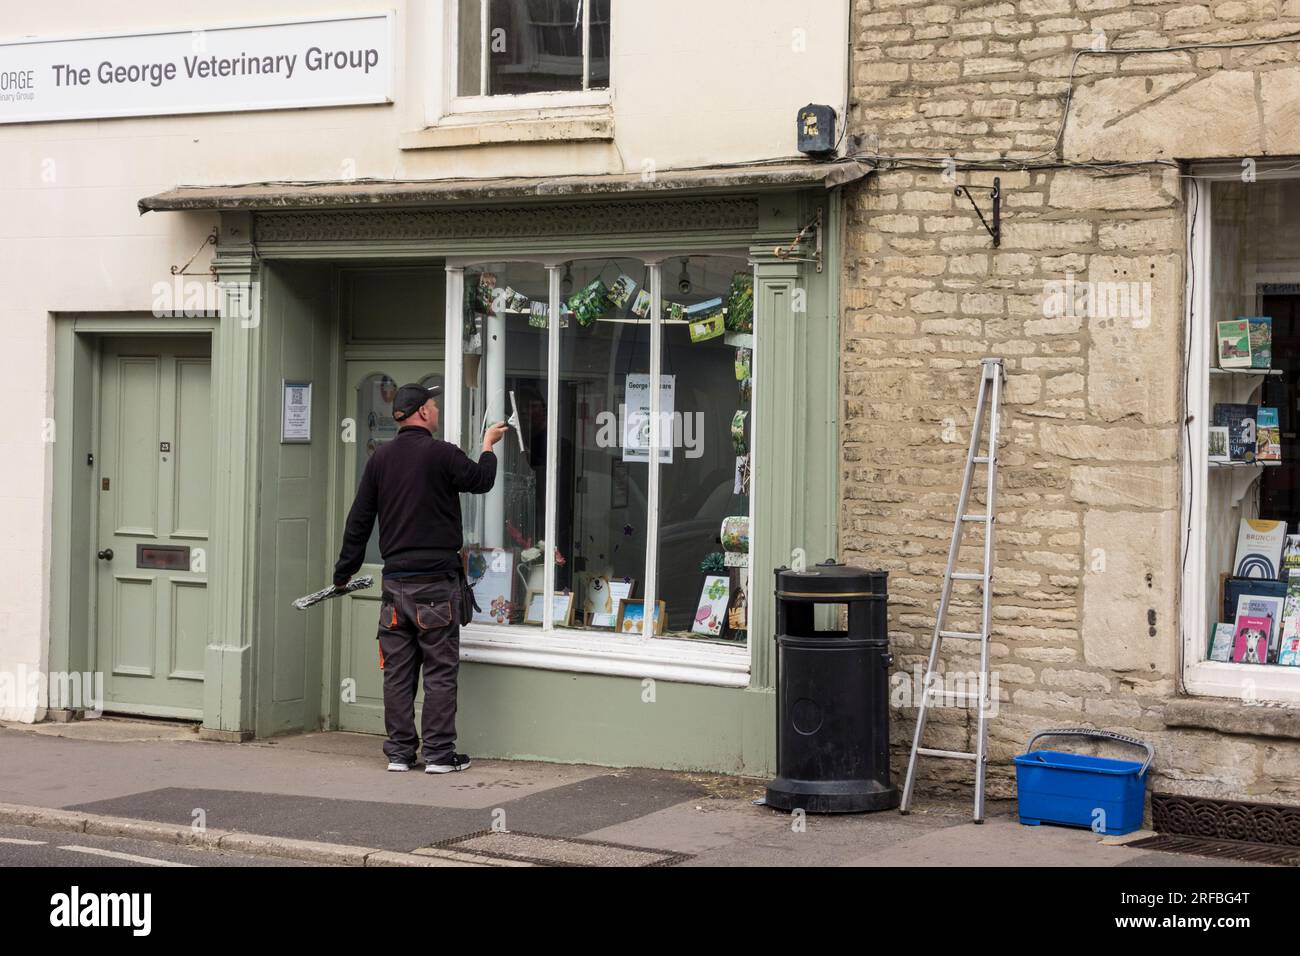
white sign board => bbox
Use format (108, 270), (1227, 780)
(623, 373), (675, 464)
(281, 381), (312, 443)
(0, 13), (393, 124)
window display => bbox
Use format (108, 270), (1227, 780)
(1203, 178), (1300, 668)
(454, 252), (752, 646)
(458, 261), (550, 622)
(653, 256), (753, 642)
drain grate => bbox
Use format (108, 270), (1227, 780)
(433, 830), (691, 867)
(1152, 792), (1300, 846)
(1130, 834), (1300, 866)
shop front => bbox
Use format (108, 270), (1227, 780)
(49, 169), (856, 775)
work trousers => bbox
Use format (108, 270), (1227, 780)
(377, 573), (461, 764)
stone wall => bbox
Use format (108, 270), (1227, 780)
(843, 0), (1300, 804)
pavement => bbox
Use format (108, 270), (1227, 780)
(0, 717), (1261, 868)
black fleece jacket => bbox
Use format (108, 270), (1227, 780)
(333, 426), (498, 584)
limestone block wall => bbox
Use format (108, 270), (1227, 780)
(843, 0), (1300, 804)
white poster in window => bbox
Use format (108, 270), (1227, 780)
(281, 381), (312, 442)
(623, 373), (674, 464)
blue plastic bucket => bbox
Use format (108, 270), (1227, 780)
(1013, 728), (1152, 836)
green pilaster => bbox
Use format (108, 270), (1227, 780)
(748, 190), (841, 692)
(203, 213), (261, 737)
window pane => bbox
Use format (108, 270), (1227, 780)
(552, 258), (651, 632)
(460, 263), (550, 627)
(654, 255), (753, 644)
(487, 0), (585, 95)
(588, 0), (610, 89)
(1206, 178), (1300, 667)
(457, 0), (484, 96)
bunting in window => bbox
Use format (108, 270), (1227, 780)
(726, 272), (754, 332)
(567, 278), (609, 327)
(608, 273), (638, 309)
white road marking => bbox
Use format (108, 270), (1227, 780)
(0, 837), (46, 846)
(57, 845), (191, 867)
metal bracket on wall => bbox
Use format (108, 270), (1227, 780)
(170, 226), (219, 277)
(954, 177), (1001, 247)
(773, 206), (823, 272)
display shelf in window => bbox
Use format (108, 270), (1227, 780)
(1207, 460), (1283, 468)
(1207, 459), (1279, 507)
(1209, 367), (1283, 376)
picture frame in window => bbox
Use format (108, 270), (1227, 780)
(524, 589), (574, 627)
(587, 576), (634, 628)
(1208, 425), (1231, 463)
(615, 599), (665, 636)
(691, 575), (731, 638)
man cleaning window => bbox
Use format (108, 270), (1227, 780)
(333, 383), (508, 773)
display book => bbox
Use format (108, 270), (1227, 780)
(1215, 315), (1271, 369)
(1209, 520), (1300, 665)
(1210, 404), (1280, 463)
(1210, 316), (1277, 464)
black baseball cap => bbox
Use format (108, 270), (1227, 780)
(392, 383), (442, 421)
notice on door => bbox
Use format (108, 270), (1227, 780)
(0, 13), (393, 124)
(282, 380), (312, 443)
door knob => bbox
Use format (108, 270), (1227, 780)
(97, 549), (114, 561)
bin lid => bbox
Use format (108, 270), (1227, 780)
(775, 560), (885, 600)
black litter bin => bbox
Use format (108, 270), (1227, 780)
(765, 560), (899, 813)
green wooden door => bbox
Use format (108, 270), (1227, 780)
(95, 337), (211, 718)
(337, 361), (443, 733)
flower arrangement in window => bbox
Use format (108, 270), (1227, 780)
(699, 552), (726, 573)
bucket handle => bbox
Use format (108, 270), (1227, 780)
(1026, 727), (1153, 775)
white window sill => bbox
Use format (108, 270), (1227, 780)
(401, 106), (613, 151)
(459, 623), (751, 688)
(1183, 659), (1300, 705)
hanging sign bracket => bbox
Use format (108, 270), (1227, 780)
(954, 177), (1001, 247)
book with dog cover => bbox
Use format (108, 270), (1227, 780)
(1236, 593), (1283, 657)
(1232, 615), (1271, 664)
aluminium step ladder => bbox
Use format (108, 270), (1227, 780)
(900, 357), (1004, 823)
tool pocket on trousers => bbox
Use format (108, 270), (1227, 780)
(416, 601), (453, 631)
(379, 599), (398, 631)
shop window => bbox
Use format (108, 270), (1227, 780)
(454, 0), (610, 100)
(455, 254), (753, 647)
(653, 256), (753, 641)
(1187, 173), (1300, 698)
(457, 261), (551, 624)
